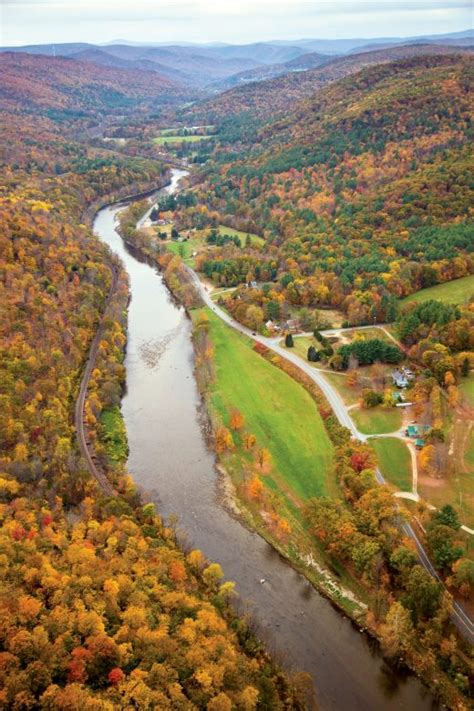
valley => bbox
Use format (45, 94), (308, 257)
(90, 175), (435, 710)
(1, 22), (473, 711)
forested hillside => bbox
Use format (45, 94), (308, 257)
(185, 55), (473, 326)
(0, 59), (303, 708)
(191, 45), (473, 121)
(0, 52), (189, 114)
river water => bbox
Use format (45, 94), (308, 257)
(93, 170), (436, 711)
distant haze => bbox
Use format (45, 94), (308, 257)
(1, 0), (472, 46)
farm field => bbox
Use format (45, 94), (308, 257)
(159, 125), (215, 135)
(194, 309), (371, 610)
(352, 406), (403, 435)
(217, 224), (265, 247)
(200, 309), (335, 504)
(154, 134), (214, 145)
(370, 437), (412, 491)
(400, 274), (474, 306)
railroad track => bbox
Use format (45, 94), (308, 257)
(74, 265), (118, 497)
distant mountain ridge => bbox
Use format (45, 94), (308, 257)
(1, 29), (471, 89)
(212, 52), (331, 91)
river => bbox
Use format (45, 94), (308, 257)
(93, 169), (436, 711)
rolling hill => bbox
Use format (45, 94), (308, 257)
(189, 44), (474, 121)
(0, 42), (309, 88)
(187, 54), (474, 322)
(212, 51), (331, 90)
(0, 52), (190, 114)
(3, 30), (471, 90)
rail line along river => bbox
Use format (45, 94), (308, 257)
(93, 169), (436, 711)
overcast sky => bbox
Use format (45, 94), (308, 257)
(1, 0), (472, 46)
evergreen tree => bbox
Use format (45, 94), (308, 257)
(307, 345), (319, 362)
(285, 333), (294, 347)
(461, 357), (470, 377)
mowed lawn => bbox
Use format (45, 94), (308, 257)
(400, 274), (474, 306)
(166, 237), (201, 262)
(324, 372), (360, 406)
(203, 310), (334, 502)
(287, 336), (317, 362)
(370, 437), (412, 491)
(352, 406), (402, 435)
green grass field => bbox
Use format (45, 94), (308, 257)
(165, 237), (201, 263)
(459, 373), (474, 407)
(370, 438), (412, 491)
(352, 406), (402, 435)
(400, 274), (474, 307)
(192, 310), (382, 611)
(218, 224), (265, 247)
(154, 134), (214, 145)
(202, 309), (334, 503)
(289, 336), (318, 362)
(159, 125), (215, 136)
(343, 327), (394, 344)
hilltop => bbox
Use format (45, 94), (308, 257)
(189, 44), (474, 121)
(181, 54), (474, 323)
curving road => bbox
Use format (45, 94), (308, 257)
(187, 267), (474, 646)
(75, 170), (473, 644)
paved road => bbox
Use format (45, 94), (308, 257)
(76, 172), (473, 643)
(188, 268), (474, 645)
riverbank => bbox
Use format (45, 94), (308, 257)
(112, 196), (368, 621)
(91, 171), (449, 710)
(191, 308), (371, 619)
(81, 187), (310, 709)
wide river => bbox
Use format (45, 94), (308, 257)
(93, 169), (436, 710)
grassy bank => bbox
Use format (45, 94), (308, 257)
(99, 406), (129, 464)
(192, 308), (372, 615)
(204, 309), (335, 502)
